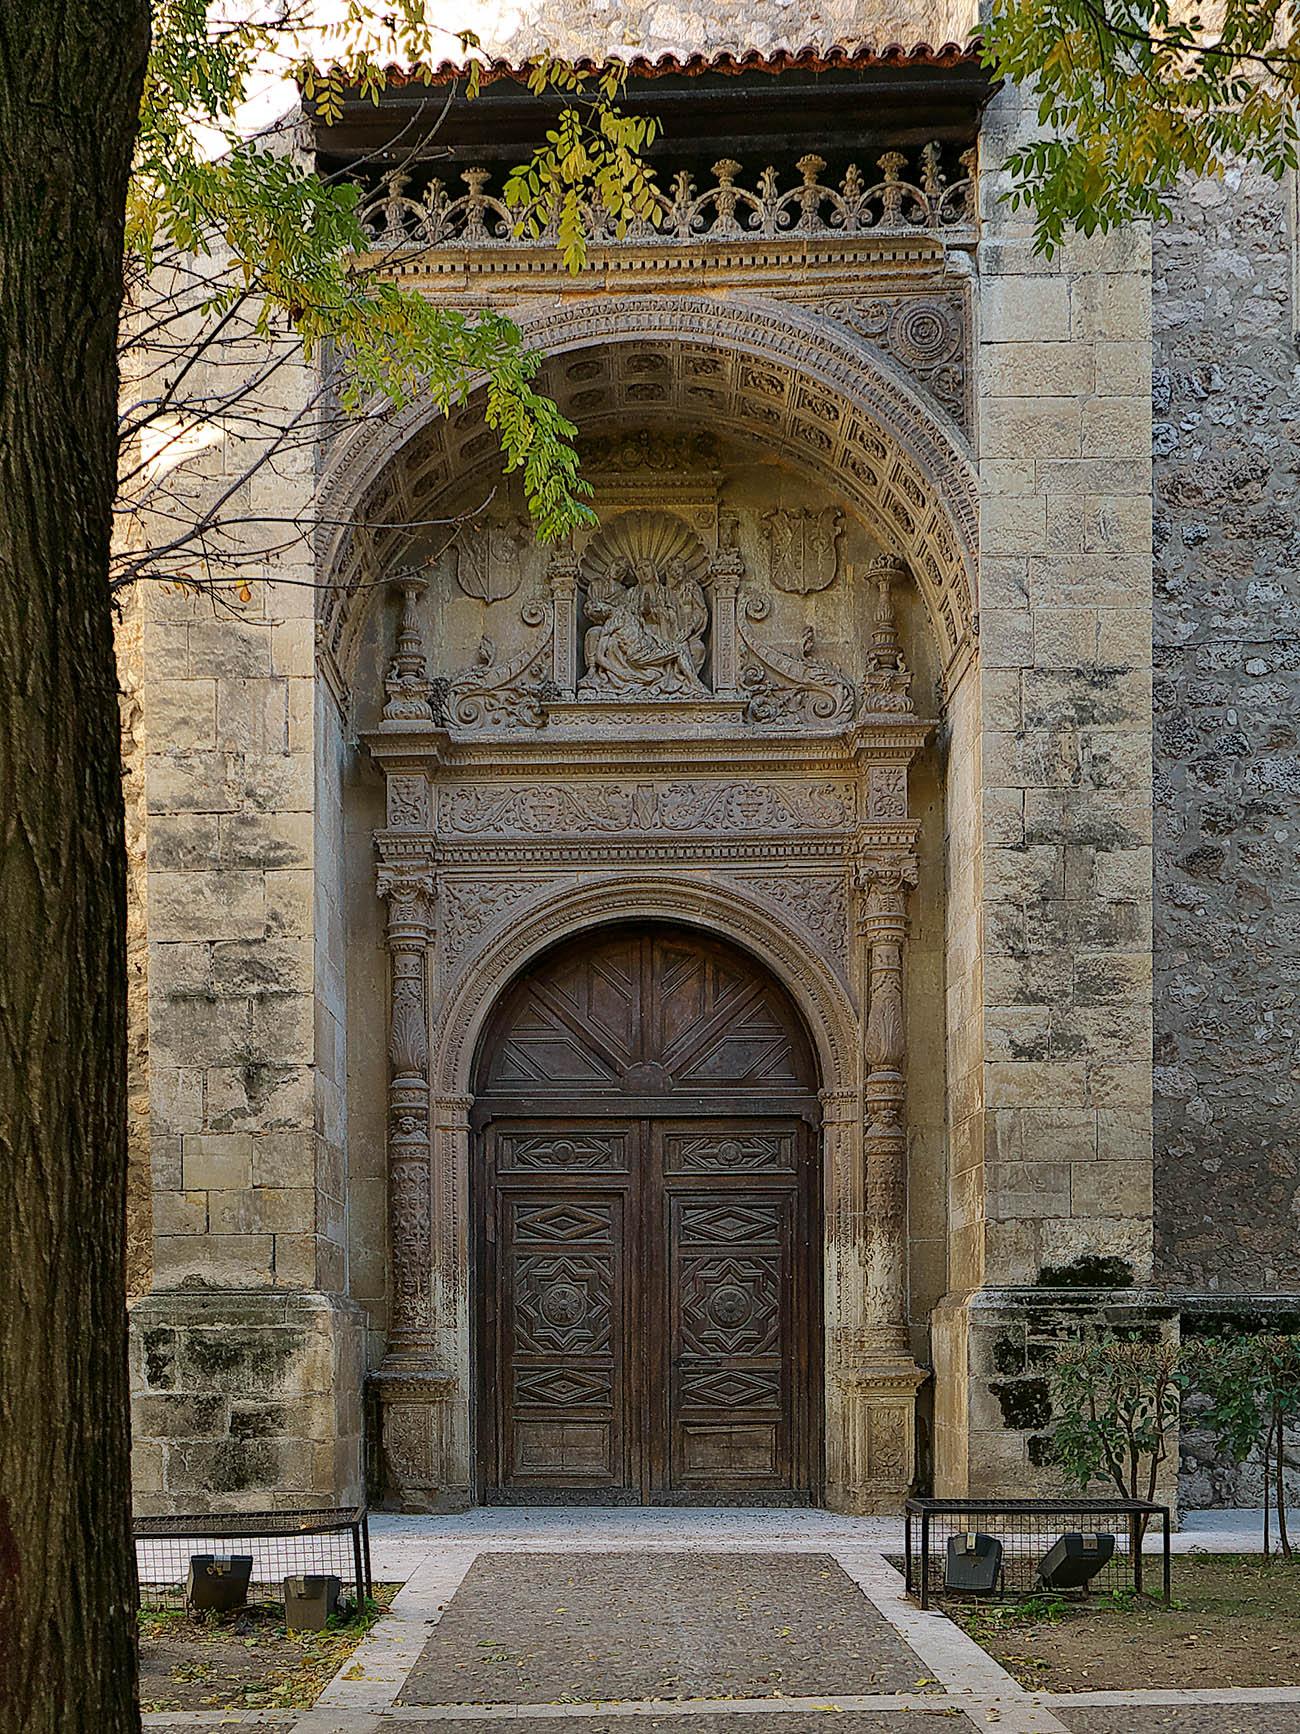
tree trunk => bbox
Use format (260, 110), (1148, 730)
(0, 4), (149, 1730)
(1277, 1400), (1291, 1559)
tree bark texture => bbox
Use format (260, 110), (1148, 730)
(0, 3), (149, 1729)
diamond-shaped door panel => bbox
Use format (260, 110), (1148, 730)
(675, 1201), (782, 1245)
(678, 1253), (781, 1356)
(499, 1129), (631, 1173)
(513, 1366), (613, 1407)
(664, 1130), (794, 1173)
(512, 1253), (613, 1354)
(679, 1366), (781, 1408)
(511, 1200), (613, 1243)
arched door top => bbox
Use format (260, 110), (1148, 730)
(474, 923), (820, 1109)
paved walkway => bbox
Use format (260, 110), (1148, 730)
(141, 1510), (1300, 1734)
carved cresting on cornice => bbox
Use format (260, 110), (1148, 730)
(357, 147), (976, 254)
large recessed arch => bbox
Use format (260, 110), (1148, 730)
(317, 293), (978, 698)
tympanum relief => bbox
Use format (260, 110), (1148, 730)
(364, 431), (938, 1515)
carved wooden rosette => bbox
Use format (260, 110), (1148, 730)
(377, 860), (437, 1358)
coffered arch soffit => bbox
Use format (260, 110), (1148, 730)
(318, 295), (978, 697)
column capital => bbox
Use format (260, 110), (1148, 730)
(854, 852), (917, 931)
(377, 859), (437, 928)
(546, 547), (579, 598)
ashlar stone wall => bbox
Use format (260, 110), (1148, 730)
(125, 311), (364, 1514)
(933, 75), (1156, 1495)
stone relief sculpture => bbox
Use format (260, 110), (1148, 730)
(580, 557), (709, 698)
(577, 511), (711, 700)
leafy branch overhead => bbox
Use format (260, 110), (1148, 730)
(126, 2), (663, 550)
(983, 0), (1300, 252)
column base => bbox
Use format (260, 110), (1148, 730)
(367, 1364), (469, 1511)
(832, 1358), (929, 1514)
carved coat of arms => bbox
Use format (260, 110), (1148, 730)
(455, 516), (532, 603)
(762, 507), (843, 594)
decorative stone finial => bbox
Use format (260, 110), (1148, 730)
(383, 569), (436, 723)
(858, 556), (915, 717)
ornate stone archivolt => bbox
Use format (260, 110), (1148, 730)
(318, 297), (977, 700)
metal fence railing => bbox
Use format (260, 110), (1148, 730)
(133, 1506), (372, 1615)
(904, 1497), (1172, 1610)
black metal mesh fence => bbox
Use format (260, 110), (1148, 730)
(904, 1498), (1171, 1609)
(133, 1507), (372, 1615)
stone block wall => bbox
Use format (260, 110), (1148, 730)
(1152, 168), (1300, 1293)
(130, 1291), (364, 1515)
(125, 307), (364, 1510)
(934, 79), (1157, 1496)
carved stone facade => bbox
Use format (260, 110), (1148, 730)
(121, 27), (1193, 1521)
(363, 473), (935, 1506)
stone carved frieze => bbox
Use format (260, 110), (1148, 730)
(762, 507), (843, 594)
(582, 430), (721, 476)
(436, 779), (855, 837)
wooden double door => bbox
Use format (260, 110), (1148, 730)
(473, 926), (821, 1505)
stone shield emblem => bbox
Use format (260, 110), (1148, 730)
(455, 516), (531, 603)
(761, 507), (843, 594)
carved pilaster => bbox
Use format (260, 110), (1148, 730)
(372, 855), (459, 1507)
(854, 850), (918, 1359)
(377, 859), (437, 1359)
(826, 846), (928, 1512)
(547, 549), (579, 698)
(708, 546), (744, 697)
